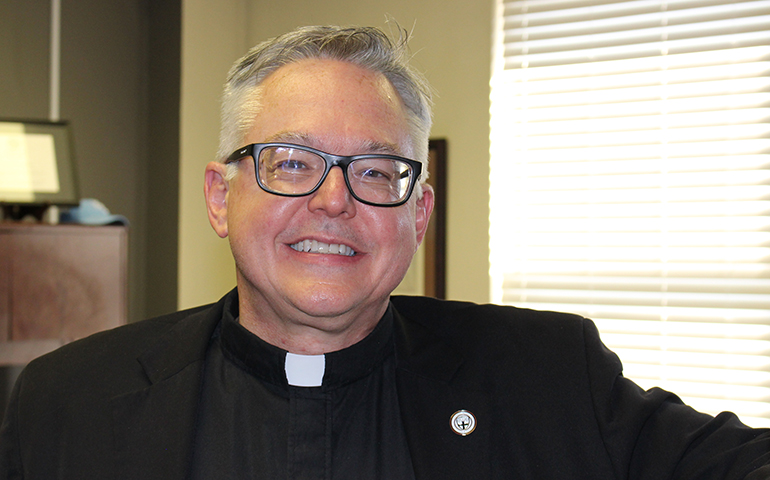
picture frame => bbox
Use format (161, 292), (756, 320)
(393, 138), (447, 298)
(0, 119), (79, 207)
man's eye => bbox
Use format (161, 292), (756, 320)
(362, 168), (391, 179)
(276, 159), (308, 171)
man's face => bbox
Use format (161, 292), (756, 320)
(205, 58), (433, 352)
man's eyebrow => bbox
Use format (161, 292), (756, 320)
(360, 140), (403, 156)
(263, 132), (405, 156)
(263, 131), (312, 144)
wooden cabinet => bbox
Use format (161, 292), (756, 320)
(0, 223), (127, 365)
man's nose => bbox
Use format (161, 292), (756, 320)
(307, 167), (356, 217)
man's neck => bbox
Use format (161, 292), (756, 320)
(236, 291), (388, 354)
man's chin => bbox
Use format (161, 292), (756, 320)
(292, 295), (376, 320)
(289, 290), (389, 325)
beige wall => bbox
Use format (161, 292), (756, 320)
(178, 0), (246, 308)
(178, 0), (493, 308)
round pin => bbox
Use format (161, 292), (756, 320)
(450, 409), (476, 436)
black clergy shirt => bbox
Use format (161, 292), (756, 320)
(190, 300), (416, 480)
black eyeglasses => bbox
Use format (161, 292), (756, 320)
(225, 143), (422, 207)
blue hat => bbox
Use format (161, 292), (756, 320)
(60, 198), (129, 226)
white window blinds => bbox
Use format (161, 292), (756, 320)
(490, 0), (770, 427)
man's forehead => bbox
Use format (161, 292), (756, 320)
(246, 58), (415, 159)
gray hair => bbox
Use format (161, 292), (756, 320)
(218, 25), (433, 187)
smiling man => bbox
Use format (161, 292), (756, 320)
(205, 56), (431, 355)
(2, 25), (769, 480)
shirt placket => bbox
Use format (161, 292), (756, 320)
(287, 387), (332, 480)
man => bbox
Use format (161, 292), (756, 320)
(1, 25), (768, 480)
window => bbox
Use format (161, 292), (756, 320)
(490, 0), (770, 427)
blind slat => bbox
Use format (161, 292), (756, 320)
(492, 0), (770, 427)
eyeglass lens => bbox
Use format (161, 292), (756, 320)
(257, 145), (413, 205)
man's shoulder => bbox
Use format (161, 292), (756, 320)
(34, 303), (211, 360)
(20, 302), (218, 392)
(388, 296), (608, 391)
(390, 295), (586, 334)
(390, 295), (592, 357)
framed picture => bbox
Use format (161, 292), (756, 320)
(0, 119), (78, 206)
(393, 138), (447, 298)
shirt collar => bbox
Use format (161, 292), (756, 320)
(218, 300), (395, 391)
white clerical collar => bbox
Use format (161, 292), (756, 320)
(284, 352), (326, 387)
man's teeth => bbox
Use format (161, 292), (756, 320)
(290, 240), (356, 256)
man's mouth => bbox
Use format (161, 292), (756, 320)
(289, 239), (356, 256)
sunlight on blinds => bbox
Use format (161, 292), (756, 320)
(490, 0), (770, 427)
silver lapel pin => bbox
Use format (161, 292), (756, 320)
(450, 409), (477, 436)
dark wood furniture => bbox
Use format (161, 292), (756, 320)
(0, 223), (128, 365)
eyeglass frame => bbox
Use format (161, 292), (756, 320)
(225, 142), (423, 207)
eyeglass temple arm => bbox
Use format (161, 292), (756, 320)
(225, 147), (251, 164)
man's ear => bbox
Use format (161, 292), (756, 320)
(414, 183), (435, 248)
(204, 161), (230, 238)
